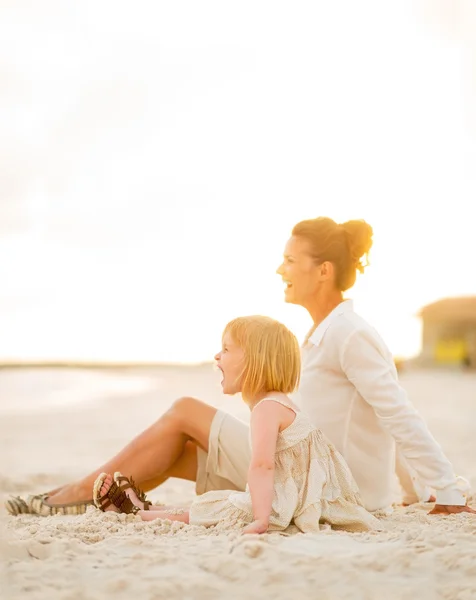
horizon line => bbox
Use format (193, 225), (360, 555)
(0, 360), (215, 369)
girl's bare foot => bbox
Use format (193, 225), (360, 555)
(113, 473), (149, 510)
(93, 473), (142, 514)
(93, 474), (121, 513)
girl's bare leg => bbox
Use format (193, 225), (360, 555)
(47, 397), (216, 505)
(137, 510), (190, 524)
(94, 474), (190, 523)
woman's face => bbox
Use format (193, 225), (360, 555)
(276, 236), (324, 306)
(214, 333), (245, 395)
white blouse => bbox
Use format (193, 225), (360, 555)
(292, 300), (469, 512)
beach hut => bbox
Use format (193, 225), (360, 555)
(419, 296), (476, 368)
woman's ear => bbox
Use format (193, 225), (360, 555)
(318, 261), (334, 281)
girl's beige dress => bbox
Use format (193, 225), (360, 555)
(189, 398), (381, 532)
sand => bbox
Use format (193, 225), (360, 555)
(1, 366), (476, 600)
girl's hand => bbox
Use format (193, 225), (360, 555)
(243, 519), (269, 535)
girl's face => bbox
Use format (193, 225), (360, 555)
(215, 333), (245, 395)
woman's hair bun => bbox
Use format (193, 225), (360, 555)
(340, 220), (373, 272)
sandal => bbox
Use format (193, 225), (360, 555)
(28, 493), (94, 516)
(5, 496), (31, 516)
(93, 473), (140, 515)
(113, 472), (151, 510)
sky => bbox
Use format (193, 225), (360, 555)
(1, 0), (475, 363)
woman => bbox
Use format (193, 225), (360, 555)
(7, 217), (473, 517)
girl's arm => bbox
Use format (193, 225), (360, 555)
(243, 401), (281, 534)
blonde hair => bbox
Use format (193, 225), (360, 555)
(223, 315), (300, 402)
(292, 217), (373, 291)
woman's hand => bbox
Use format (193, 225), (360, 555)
(243, 519), (269, 534)
(429, 503), (476, 515)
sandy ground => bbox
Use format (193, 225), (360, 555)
(1, 365), (476, 600)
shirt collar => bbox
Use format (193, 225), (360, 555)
(308, 299), (354, 347)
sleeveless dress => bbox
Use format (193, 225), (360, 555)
(189, 398), (381, 532)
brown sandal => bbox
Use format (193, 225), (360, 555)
(93, 473), (140, 515)
(113, 472), (151, 510)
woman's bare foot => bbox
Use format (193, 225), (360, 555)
(46, 483), (92, 506)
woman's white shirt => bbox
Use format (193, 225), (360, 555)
(292, 300), (469, 512)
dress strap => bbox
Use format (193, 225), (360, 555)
(254, 397), (297, 414)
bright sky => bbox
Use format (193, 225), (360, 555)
(1, 0), (475, 363)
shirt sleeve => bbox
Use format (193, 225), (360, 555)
(395, 448), (433, 504)
(339, 327), (469, 506)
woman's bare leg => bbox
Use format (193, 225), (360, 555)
(138, 440), (199, 490)
(47, 442), (198, 500)
(46, 397), (216, 505)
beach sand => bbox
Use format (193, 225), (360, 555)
(1, 366), (476, 600)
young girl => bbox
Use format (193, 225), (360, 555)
(93, 316), (380, 533)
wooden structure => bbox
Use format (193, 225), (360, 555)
(419, 297), (476, 368)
